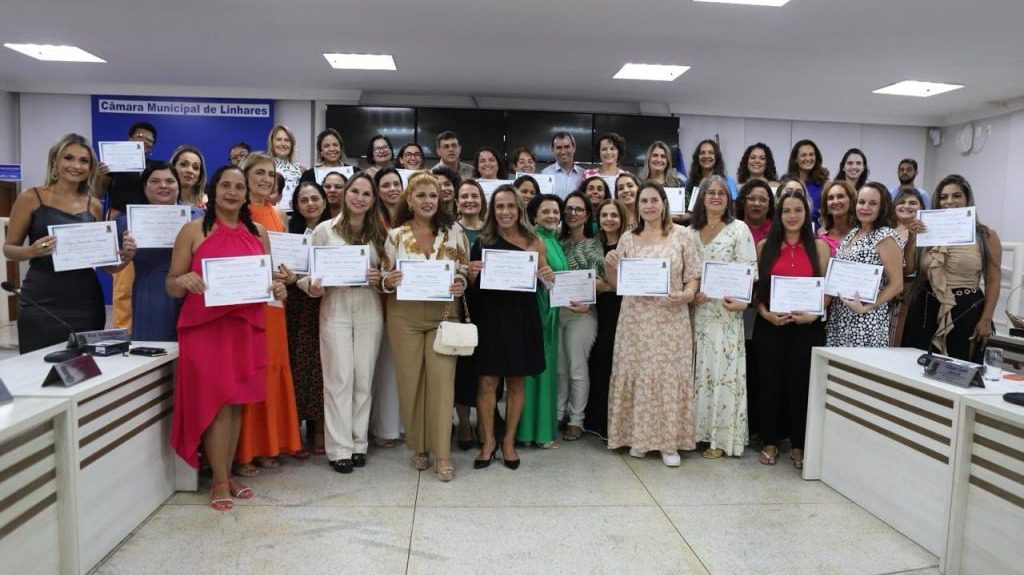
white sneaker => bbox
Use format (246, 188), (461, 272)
(629, 447), (645, 458)
(661, 451), (681, 467)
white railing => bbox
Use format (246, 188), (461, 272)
(996, 241), (1024, 333)
(1, 216), (9, 325)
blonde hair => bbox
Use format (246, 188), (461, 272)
(45, 133), (96, 194)
(267, 124), (297, 163)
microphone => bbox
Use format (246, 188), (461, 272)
(915, 294), (987, 367)
(1, 281), (84, 363)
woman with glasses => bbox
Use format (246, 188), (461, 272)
(396, 143), (425, 170)
(365, 134), (395, 178)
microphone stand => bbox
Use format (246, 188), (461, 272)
(916, 294), (987, 387)
(1, 281), (83, 363)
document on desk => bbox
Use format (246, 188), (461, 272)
(98, 141), (146, 172)
(550, 270), (597, 307)
(701, 261), (755, 302)
(770, 276), (825, 315)
(201, 255), (273, 307)
(48, 221), (122, 272)
(397, 259), (454, 301)
(665, 187), (687, 215)
(267, 231), (311, 274)
(126, 204), (191, 249)
(616, 258), (670, 297)
(480, 249), (538, 292)
(824, 259), (883, 303)
(310, 245), (370, 287)
(915, 207), (976, 247)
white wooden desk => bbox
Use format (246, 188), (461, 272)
(0, 343), (185, 574)
(0, 397), (74, 575)
(946, 394), (1024, 574)
(804, 347), (1020, 572)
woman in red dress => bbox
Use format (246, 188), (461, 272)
(168, 165), (286, 510)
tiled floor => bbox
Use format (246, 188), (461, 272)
(93, 435), (940, 575)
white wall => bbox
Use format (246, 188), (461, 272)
(0, 91), (19, 165)
(19, 93), (93, 190)
(274, 100), (314, 168)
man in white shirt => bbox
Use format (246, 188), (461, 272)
(541, 131), (584, 199)
(891, 158), (930, 206)
(430, 130), (475, 178)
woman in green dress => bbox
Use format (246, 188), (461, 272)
(517, 193), (568, 447)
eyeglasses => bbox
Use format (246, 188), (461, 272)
(402, 152), (423, 158)
(229, 152), (248, 161)
(131, 133), (155, 144)
(705, 190), (728, 198)
(564, 206), (587, 215)
(373, 146), (391, 153)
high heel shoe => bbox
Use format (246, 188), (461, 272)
(457, 426), (477, 451)
(501, 444), (520, 470)
(474, 442), (497, 469)
(434, 458), (455, 482)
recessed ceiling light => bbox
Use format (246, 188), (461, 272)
(4, 43), (105, 63)
(693, 0), (791, 6)
(323, 53), (396, 71)
(613, 63), (690, 82)
(873, 80), (964, 98)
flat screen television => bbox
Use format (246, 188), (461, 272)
(593, 114), (679, 168)
(506, 111), (593, 164)
(416, 108), (506, 160)
(325, 105), (416, 162)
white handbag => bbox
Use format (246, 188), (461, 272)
(434, 296), (478, 356)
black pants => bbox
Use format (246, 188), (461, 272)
(745, 339), (759, 438)
(752, 316), (825, 449)
(903, 284), (987, 363)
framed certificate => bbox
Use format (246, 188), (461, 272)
(769, 276), (825, 315)
(616, 258), (670, 297)
(701, 261), (755, 302)
(126, 204), (192, 249)
(98, 141), (146, 172)
(396, 259), (454, 301)
(201, 255), (274, 307)
(480, 249), (538, 292)
(267, 231), (311, 274)
(915, 207), (976, 247)
(310, 245), (370, 287)
(824, 259), (883, 304)
(47, 221), (121, 272)
(550, 269), (597, 308)
(665, 187), (687, 215)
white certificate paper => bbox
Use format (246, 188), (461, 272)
(701, 261), (755, 302)
(915, 207), (976, 247)
(665, 187), (687, 215)
(310, 245), (370, 287)
(616, 258), (671, 297)
(397, 259), (454, 301)
(98, 141), (146, 172)
(687, 188), (700, 212)
(477, 179), (515, 202)
(517, 172), (554, 196)
(268, 231), (311, 274)
(396, 168), (418, 188)
(201, 255), (273, 307)
(480, 249), (538, 292)
(824, 259), (883, 303)
(770, 276), (825, 315)
(47, 221), (121, 272)
(126, 204), (191, 249)
(550, 270), (597, 308)
(314, 165), (354, 185)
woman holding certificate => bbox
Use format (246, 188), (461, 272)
(114, 161), (203, 341)
(381, 172), (469, 482)
(454, 179), (487, 448)
(752, 186), (829, 468)
(170, 145), (208, 207)
(825, 182), (905, 348)
(233, 153), (303, 476)
(902, 175), (1001, 362)
(690, 176), (758, 458)
(604, 182), (701, 467)
(167, 165), (287, 510)
(468, 185), (555, 470)
(889, 187), (927, 346)
(298, 173), (387, 473)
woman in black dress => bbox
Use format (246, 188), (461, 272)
(468, 185), (555, 470)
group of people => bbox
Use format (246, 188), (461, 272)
(2, 123), (1001, 511)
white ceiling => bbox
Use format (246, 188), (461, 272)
(2, 0), (1023, 126)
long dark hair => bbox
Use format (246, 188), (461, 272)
(690, 175), (736, 230)
(373, 167), (403, 226)
(858, 181), (897, 230)
(288, 181), (331, 233)
(757, 187), (822, 304)
(473, 146), (507, 179)
(786, 139), (828, 186)
(737, 143), (779, 184)
(685, 139), (727, 192)
(561, 191), (594, 238)
(202, 165), (259, 237)
(333, 173), (387, 254)
(836, 148), (869, 189)
(736, 179), (775, 222)
(138, 160), (181, 204)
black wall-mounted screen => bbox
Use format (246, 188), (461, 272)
(506, 111), (593, 164)
(593, 114), (679, 168)
(416, 108), (505, 159)
(325, 106), (416, 161)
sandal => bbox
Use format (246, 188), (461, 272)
(209, 482), (234, 511)
(313, 430), (326, 456)
(791, 448), (804, 470)
(702, 448), (724, 459)
(758, 446), (778, 466)
(255, 456), (280, 469)
(413, 452), (430, 471)
(228, 479), (254, 500)
(233, 463), (260, 478)
(563, 425), (584, 441)
(434, 458), (455, 482)
(292, 449), (310, 460)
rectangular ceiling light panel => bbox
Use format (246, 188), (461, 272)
(873, 80), (964, 97)
(323, 53), (397, 70)
(4, 43), (105, 62)
(693, 0), (791, 6)
(613, 63), (690, 82)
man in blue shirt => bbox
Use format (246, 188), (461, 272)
(541, 131), (584, 199)
(891, 158), (930, 206)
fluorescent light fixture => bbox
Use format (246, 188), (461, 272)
(4, 43), (105, 63)
(873, 80), (964, 97)
(323, 53), (396, 70)
(693, 0), (791, 6)
(613, 63), (690, 82)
